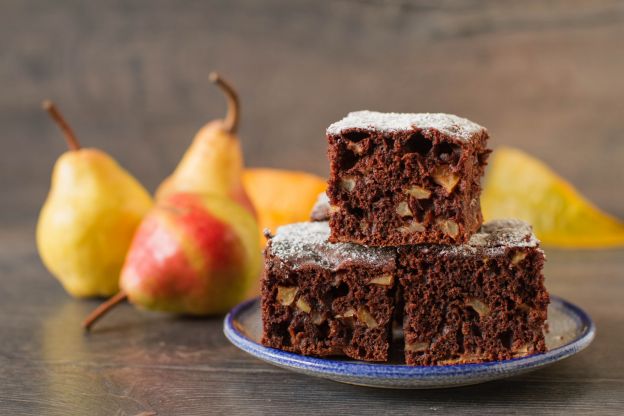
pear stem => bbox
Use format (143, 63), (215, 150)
(209, 72), (240, 134)
(82, 291), (128, 332)
(42, 100), (81, 151)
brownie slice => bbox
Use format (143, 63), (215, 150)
(326, 111), (491, 246)
(261, 222), (397, 361)
(398, 219), (549, 365)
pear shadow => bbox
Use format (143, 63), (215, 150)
(176, 313), (226, 322)
(83, 310), (225, 336)
(83, 317), (167, 336)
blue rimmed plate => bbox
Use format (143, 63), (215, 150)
(223, 296), (595, 389)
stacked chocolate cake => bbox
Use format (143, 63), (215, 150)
(261, 111), (549, 365)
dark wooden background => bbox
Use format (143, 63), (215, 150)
(1, 1), (623, 415)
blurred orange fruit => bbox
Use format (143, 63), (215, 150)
(482, 147), (624, 248)
(243, 168), (326, 247)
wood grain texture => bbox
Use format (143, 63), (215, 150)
(1, 1), (624, 414)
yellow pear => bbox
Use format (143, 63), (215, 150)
(37, 101), (153, 297)
(156, 72), (256, 217)
(482, 147), (624, 247)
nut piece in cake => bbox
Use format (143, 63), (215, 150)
(369, 274), (393, 286)
(437, 219), (459, 238)
(405, 185), (432, 199)
(398, 221), (425, 234)
(466, 298), (490, 317)
(296, 298), (311, 313)
(432, 166), (460, 194)
(339, 177), (356, 192)
(276, 286), (298, 306)
(395, 201), (413, 218)
(512, 251), (527, 265)
(357, 308), (379, 329)
(405, 341), (429, 353)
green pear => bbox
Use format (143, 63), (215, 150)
(37, 101), (153, 297)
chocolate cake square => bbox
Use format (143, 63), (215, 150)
(398, 219), (549, 365)
(326, 111), (491, 246)
(261, 222), (397, 361)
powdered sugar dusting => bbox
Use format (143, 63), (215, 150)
(438, 219), (539, 256)
(269, 219), (538, 266)
(310, 192), (330, 222)
(326, 111), (486, 142)
(314, 192), (329, 206)
(473, 219), (538, 247)
(269, 222), (395, 270)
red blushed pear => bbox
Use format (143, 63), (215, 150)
(83, 192), (261, 330)
(156, 72), (256, 218)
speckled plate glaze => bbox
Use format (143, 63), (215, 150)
(223, 296), (595, 389)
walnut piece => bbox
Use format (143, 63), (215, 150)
(512, 343), (532, 357)
(405, 341), (429, 353)
(357, 308), (379, 328)
(512, 252), (527, 265)
(466, 298), (490, 317)
(398, 220), (425, 234)
(405, 185), (431, 199)
(395, 201), (413, 218)
(432, 166), (459, 193)
(369, 274), (394, 286)
(311, 310), (324, 325)
(340, 177), (356, 192)
(517, 303), (531, 313)
(437, 219), (459, 238)
(335, 308), (355, 319)
(276, 286), (298, 306)
(347, 141), (364, 155)
(296, 298), (311, 313)
(439, 353), (484, 365)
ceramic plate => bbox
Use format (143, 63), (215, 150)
(223, 296), (595, 389)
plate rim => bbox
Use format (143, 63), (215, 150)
(223, 295), (595, 380)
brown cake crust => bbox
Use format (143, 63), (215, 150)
(398, 219), (549, 365)
(261, 222), (397, 362)
(326, 111), (491, 246)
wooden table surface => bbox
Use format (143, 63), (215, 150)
(2, 1), (624, 415)
(1, 227), (623, 415)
